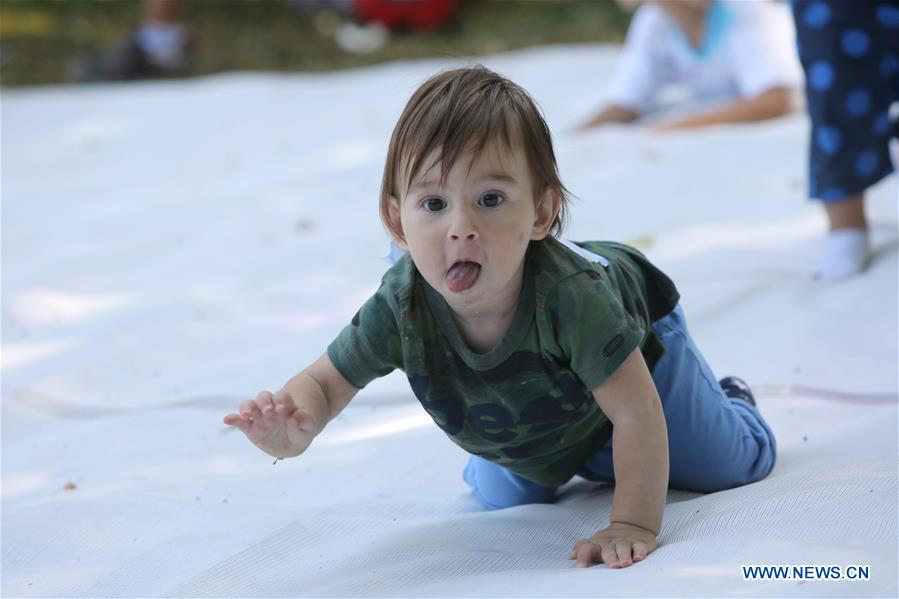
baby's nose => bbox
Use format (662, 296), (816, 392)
(450, 230), (478, 240)
(448, 207), (479, 240)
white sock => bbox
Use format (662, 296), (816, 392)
(815, 228), (870, 282)
(135, 23), (189, 67)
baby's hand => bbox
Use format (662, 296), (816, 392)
(568, 522), (658, 568)
(223, 389), (319, 459)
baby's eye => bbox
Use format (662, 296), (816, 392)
(422, 197), (446, 212)
(479, 193), (504, 207)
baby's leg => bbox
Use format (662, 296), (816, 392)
(463, 456), (558, 510)
(579, 305), (776, 493)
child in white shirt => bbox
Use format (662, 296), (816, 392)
(578, 0), (804, 131)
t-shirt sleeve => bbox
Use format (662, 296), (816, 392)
(726, 2), (804, 99)
(550, 271), (646, 393)
(327, 283), (403, 390)
(606, 4), (671, 113)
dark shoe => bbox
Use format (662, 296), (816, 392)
(70, 30), (195, 83)
(719, 376), (756, 406)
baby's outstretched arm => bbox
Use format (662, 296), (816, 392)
(572, 104), (639, 132)
(569, 348), (669, 569)
(651, 87), (794, 131)
(223, 353), (359, 459)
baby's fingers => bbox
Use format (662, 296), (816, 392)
(598, 542), (620, 568)
(256, 391), (277, 419)
(632, 541), (650, 562)
(272, 389), (296, 415)
(223, 413), (252, 435)
(239, 399), (262, 421)
(569, 539), (600, 568)
(614, 542), (634, 568)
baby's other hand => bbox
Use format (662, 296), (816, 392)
(567, 522), (658, 568)
(223, 389), (319, 459)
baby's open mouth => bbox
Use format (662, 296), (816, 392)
(446, 261), (481, 293)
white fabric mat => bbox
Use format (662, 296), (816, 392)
(2, 45), (897, 597)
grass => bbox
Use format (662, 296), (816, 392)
(0, 0), (630, 87)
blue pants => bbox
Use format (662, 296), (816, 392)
(793, 0), (899, 202)
(463, 305), (777, 510)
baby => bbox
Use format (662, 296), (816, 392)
(577, 0), (803, 131)
(224, 66), (776, 568)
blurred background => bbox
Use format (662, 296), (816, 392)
(0, 0), (631, 87)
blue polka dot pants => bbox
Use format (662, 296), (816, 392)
(793, 0), (899, 202)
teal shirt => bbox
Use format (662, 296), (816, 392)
(327, 237), (680, 486)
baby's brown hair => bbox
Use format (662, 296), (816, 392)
(380, 65), (571, 240)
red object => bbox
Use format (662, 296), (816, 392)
(354, 0), (459, 31)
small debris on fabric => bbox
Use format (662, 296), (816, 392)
(295, 217), (314, 232)
(640, 147), (662, 162)
(803, 436), (808, 442)
(63, 481), (77, 491)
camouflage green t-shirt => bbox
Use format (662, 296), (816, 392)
(327, 237), (680, 486)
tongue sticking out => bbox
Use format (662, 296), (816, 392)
(446, 261), (481, 293)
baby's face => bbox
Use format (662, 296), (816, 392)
(391, 142), (552, 316)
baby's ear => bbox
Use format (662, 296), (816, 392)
(531, 187), (561, 240)
(386, 195), (408, 249)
